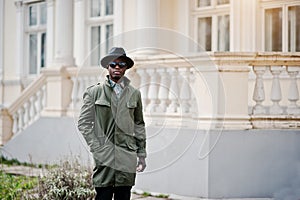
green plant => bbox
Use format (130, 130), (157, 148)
(0, 170), (38, 200)
(157, 193), (170, 198)
(142, 191), (151, 197)
(35, 160), (95, 200)
(0, 155), (50, 169)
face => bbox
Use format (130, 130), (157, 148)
(107, 58), (128, 82)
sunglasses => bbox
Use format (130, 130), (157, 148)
(108, 62), (127, 68)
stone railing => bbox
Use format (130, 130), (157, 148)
(0, 74), (47, 144)
(70, 52), (300, 129)
(213, 52), (300, 128)
(0, 52), (299, 144)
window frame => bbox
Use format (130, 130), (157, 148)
(24, 1), (47, 76)
(86, 0), (114, 66)
(191, 0), (231, 52)
(261, 0), (300, 52)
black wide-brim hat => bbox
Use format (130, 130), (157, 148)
(100, 47), (134, 69)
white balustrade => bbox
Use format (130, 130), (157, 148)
(11, 82), (47, 135)
(3, 53), (300, 144)
(252, 65), (300, 117)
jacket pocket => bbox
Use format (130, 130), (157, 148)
(127, 101), (137, 127)
(95, 99), (111, 118)
(127, 101), (137, 108)
(115, 132), (138, 152)
(95, 99), (111, 107)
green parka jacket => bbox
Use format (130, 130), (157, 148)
(77, 76), (146, 187)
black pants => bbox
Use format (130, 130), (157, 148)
(95, 186), (131, 200)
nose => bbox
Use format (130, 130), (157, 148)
(114, 64), (121, 69)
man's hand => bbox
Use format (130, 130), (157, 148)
(136, 157), (146, 172)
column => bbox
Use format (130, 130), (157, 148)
(53, 0), (75, 66)
(74, 0), (85, 66)
(136, 0), (160, 54)
(15, 0), (24, 77)
(46, 0), (55, 66)
(0, 0), (4, 105)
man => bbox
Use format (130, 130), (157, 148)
(78, 47), (146, 200)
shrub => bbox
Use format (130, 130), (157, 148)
(34, 161), (95, 200)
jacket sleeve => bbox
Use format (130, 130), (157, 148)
(134, 91), (147, 158)
(77, 89), (100, 152)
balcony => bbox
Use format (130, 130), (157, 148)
(1, 52), (300, 144)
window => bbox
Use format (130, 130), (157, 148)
(25, 2), (47, 75)
(88, 0), (114, 66)
(263, 2), (300, 52)
(288, 6), (300, 52)
(193, 0), (230, 51)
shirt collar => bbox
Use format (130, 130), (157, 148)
(106, 75), (129, 88)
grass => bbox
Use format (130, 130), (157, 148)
(0, 155), (52, 169)
(0, 170), (38, 200)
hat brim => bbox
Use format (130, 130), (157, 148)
(100, 55), (134, 69)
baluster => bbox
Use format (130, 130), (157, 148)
(167, 68), (180, 113)
(36, 89), (43, 113)
(30, 94), (38, 119)
(18, 107), (25, 131)
(23, 101), (31, 126)
(146, 68), (159, 113)
(12, 113), (19, 134)
(252, 66), (266, 115)
(70, 76), (79, 109)
(189, 67), (198, 116)
(270, 66), (283, 115)
(179, 67), (191, 113)
(287, 66), (300, 115)
(137, 68), (150, 110)
(83, 76), (90, 89)
(77, 76), (85, 103)
(156, 68), (170, 112)
(42, 84), (47, 109)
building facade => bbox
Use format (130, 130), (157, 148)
(0, 0), (300, 198)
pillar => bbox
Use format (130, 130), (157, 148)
(15, 0), (24, 77)
(136, 0), (160, 54)
(74, 0), (85, 66)
(0, 0), (4, 105)
(46, 0), (55, 66)
(53, 0), (75, 66)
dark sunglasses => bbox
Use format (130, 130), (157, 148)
(108, 62), (127, 68)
